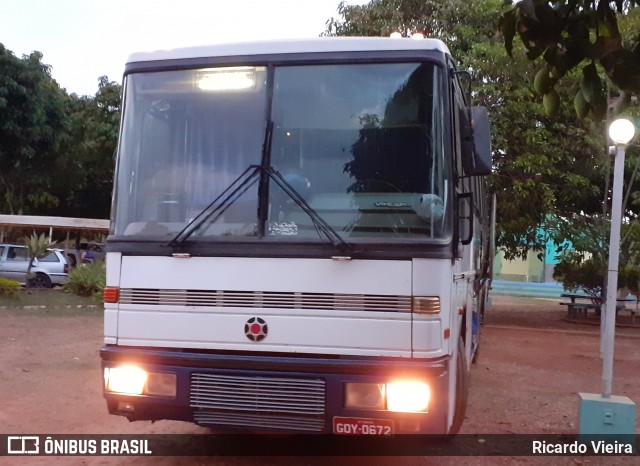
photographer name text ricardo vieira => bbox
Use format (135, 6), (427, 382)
(533, 440), (634, 455)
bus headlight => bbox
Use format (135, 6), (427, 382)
(345, 383), (386, 410)
(345, 381), (430, 412)
(104, 366), (176, 398)
(386, 381), (430, 412)
(145, 372), (178, 397)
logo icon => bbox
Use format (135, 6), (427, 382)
(244, 317), (268, 342)
(7, 436), (39, 455)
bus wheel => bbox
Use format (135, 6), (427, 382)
(449, 336), (469, 435)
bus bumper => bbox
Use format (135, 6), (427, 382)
(101, 345), (451, 435)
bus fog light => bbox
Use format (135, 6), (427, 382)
(386, 381), (430, 412)
(105, 365), (147, 395)
(145, 373), (177, 398)
(345, 383), (386, 409)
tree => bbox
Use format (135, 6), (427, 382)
(326, 0), (615, 259)
(326, 0), (442, 37)
(494, 1), (640, 295)
(550, 212), (640, 295)
(325, 0), (497, 44)
(48, 76), (120, 219)
(499, 1), (640, 119)
(0, 45), (69, 214)
(0, 44), (119, 219)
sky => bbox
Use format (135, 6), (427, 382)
(0, 0), (366, 97)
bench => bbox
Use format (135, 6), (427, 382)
(559, 302), (601, 319)
(615, 304), (638, 325)
(560, 293), (638, 324)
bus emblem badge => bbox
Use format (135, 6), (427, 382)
(245, 317), (268, 342)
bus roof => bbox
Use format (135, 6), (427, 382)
(126, 37), (451, 64)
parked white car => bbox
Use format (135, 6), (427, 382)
(0, 244), (69, 288)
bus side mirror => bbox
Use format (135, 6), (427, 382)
(462, 106), (492, 176)
(469, 106), (492, 176)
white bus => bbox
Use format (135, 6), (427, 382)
(101, 37), (493, 436)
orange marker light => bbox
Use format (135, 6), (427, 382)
(103, 287), (119, 303)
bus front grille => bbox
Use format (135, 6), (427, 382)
(192, 412), (325, 432)
(120, 288), (411, 312)
(190, 373), (326, 432)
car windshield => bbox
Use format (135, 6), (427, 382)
(113, 62), (450, 242)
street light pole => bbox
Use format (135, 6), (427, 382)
(579, 118), (636, 436)
(602, 140), (625, 397)
(603, 118), (635, 397)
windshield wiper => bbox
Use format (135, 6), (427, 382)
(167, 165), (353, 252)
(167, 165), (261, 247)
(265, 167), (352, 252)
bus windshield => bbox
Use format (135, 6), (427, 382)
(113, 62), (451, 242)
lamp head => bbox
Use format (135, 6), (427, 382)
(609, 118), (636, 145)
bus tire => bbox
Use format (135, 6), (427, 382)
(472, 290), (484, 364)
(472, 344), (480, 364)
(449, 335), (469, 435)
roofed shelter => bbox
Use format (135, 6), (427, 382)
(0, 215), (110, 248)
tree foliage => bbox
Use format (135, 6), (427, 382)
(326, 0), (442, 37)
(326, 0), (497, 45)
(51, 77), (120, 218)
(500, 0), (640, 119)
(468, 35), (609, 258)
(550, 214), (640, 295)
(325, 0), (623, 259)
(0, 46), (67, 214)
(496, 1), (640, 290)
(0, 44), (119, 218)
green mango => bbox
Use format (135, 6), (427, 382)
(534, 67), (553, 95)
(574, 90), (590, 119)
(543, 89), (560, 116)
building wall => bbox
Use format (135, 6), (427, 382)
(492, 227), (570, 283)
(493, 249), (545, 283)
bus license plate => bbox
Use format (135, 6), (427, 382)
(333, 417), (394, 436)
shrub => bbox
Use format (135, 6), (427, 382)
(64, 262), (105, 299)
(23, 232), (56, 287)
(553, 254), (604, 297)
(0, 278), (21, 298)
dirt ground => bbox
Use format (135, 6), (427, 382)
(1, 294), (639, 465)
(465, 296), (640, 434)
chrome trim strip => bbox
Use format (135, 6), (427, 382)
(120, 288), (412, 312)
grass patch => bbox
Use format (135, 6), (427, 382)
(11, 306), (104, 318)
(0, 288), (98, 308)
